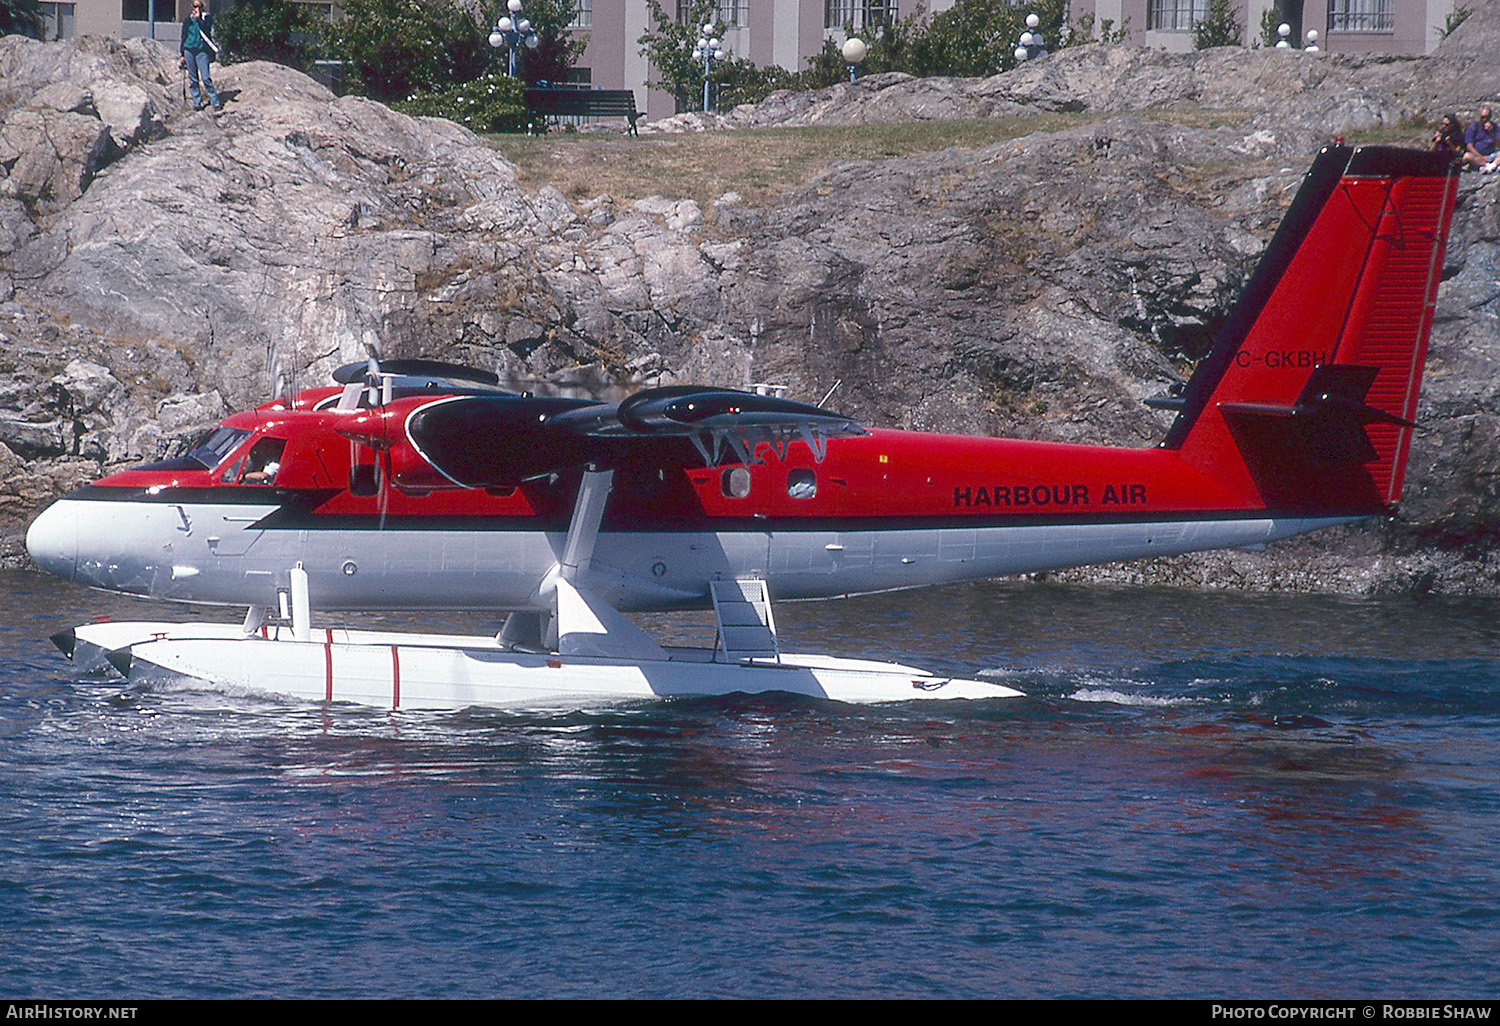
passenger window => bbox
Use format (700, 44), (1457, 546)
(721, 466), (751, 499)
(787, 468), (816, 499)
(220, 458), (242, 484)
(240, 438), (286, 485)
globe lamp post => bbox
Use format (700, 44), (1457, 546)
(693, 24), (727, 113)
(489, 0), (539, 79)
(1014, 13), (1048, 62)
(842, 36), (867, 82)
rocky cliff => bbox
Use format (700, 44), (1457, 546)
(2, 6), (1498, 592)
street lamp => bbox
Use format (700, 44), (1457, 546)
(1013, 13), (1048, 63)
(842, 36), (867, 82)
(1304, 29), (1320, 52)
(489, 0), (539, 79)
(693, 23), (726, 113)
(1276, 22), (1291, 48)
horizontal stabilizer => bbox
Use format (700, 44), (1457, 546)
(1221, 364), (1414, 465)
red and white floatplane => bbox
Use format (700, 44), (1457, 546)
(27, 145), (1458, 709)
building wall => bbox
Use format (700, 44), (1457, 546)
(1069, 0), (1454, 54)
(49, 0), (182, 42)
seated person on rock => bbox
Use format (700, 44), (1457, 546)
(1464, 107), (1500, 172)
(1433, 113), (1466, 163)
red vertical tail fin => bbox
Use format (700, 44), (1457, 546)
(1165, 146), (1459, 513)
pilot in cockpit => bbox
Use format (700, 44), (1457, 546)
(240, 438), (286, 485)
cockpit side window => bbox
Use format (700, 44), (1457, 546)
(239, 438), (287, 485)
(185, 427), (251, 470)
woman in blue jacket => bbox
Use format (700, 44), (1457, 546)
(179, 0), (221, 113)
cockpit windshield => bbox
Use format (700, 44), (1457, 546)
(184, 427), (251, 469)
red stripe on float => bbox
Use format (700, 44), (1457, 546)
(391, 645), (401, 709)
(324, 629), (334, 701)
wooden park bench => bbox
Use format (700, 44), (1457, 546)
(523, 88), (643, 136)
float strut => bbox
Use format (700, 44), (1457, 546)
(290, 563), (311, 642)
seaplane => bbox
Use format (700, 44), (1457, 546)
(26, 144), (1458, 709)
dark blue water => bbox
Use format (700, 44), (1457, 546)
(3, 570), (1498, 998)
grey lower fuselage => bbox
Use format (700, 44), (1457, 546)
(27, 497), (1360, 612)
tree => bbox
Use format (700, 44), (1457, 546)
(638, 0), (722, 112)
(509, 0), (588, 86)
(325, 0), (489, 102)
(1193, 0), (1242, 49)
(1258, 4), (1284, 48)
(217, 0), (323, 68)
(1, 0), (42, 37)
(914, 0), (1062, 77)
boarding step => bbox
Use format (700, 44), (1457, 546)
(710, 579), (780, 663)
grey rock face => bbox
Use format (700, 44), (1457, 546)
(1, 17), (1499, 594)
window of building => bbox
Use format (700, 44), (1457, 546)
(571, 0), (591, 28)
(825, 0), (896, 31)
(39, 2), (76, 39)
(122, 0), (178, 21)
(1327, 0), (1394, 32)
(1146, 0), (1208, 31)
(678, 1), (747, 26)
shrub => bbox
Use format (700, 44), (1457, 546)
(395, 73), (528, 133)
(1194, 0), (1243, 49)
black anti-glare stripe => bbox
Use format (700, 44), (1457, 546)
(62, 487), (1376, 533)
(260, 510), (1376, 533)
(70, 484), (341, 506)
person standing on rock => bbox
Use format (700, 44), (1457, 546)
(1463, 106), (1499, 173)
(179, 0), (222, 114)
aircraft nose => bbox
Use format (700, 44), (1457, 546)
(26, 500), (79, 581)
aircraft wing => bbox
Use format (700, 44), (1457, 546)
(404, 386), (866, 489)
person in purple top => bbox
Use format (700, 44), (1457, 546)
(1464, 106), (1499, 172)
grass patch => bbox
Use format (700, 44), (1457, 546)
(486, 108), (1252, 210)
(1339, 117), (1443, 149)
